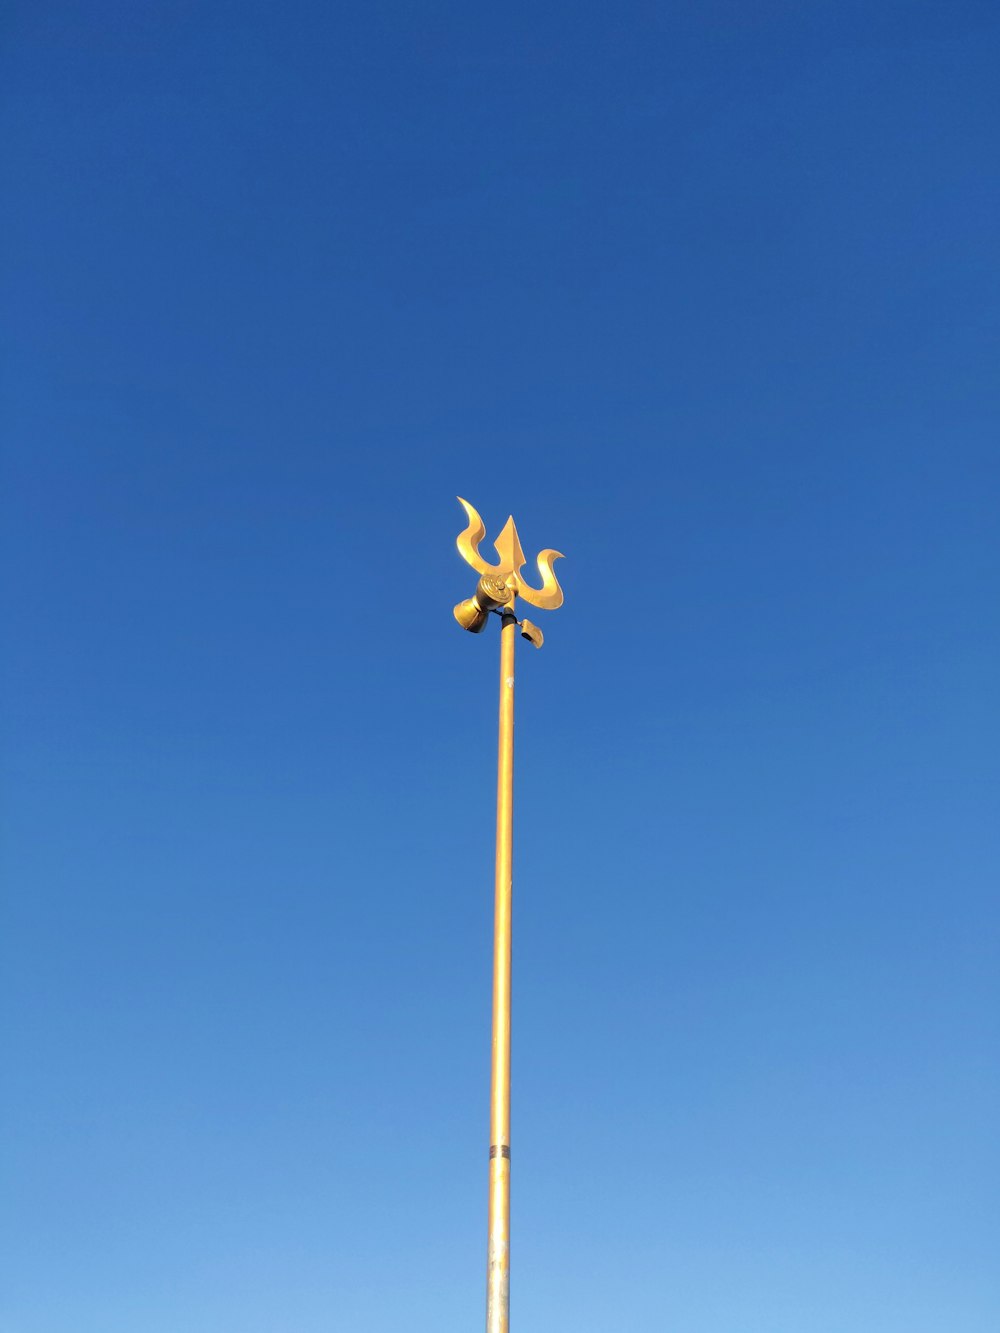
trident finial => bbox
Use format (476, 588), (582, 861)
(455, 497), (565, 610)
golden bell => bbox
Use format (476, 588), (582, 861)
(454, 597), (490, 633)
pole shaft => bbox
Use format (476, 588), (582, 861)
(487, 611), (516, 1333)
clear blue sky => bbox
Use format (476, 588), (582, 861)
(2, 3), (998, 1330)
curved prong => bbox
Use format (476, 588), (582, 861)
(517, 548), (564, 609)
(456, 497), (500, 576)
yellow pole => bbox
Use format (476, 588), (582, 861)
(452, 497), (565, 1332)
(487, 608), (516, 1333)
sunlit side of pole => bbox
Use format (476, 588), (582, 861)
(486, 609), (516, 1331)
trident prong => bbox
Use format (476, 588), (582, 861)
(455, 497), (565, 610)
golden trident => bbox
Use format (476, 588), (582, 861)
(452, 497), (565, 1333)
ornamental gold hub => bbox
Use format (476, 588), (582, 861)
(453, 575), (514, 634)
(451, 497), (565, 1333)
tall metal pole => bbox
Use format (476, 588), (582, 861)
(487, 609), (516, 1333)
(451, 497), (565, 1333)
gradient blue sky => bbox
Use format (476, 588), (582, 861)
(2, 3), (999, 1330)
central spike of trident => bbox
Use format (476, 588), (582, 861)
(452, 498), (565, 1333)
